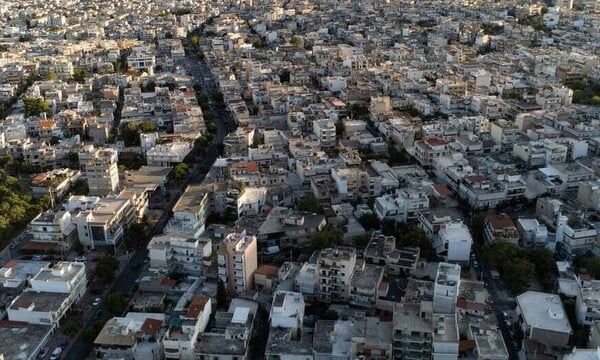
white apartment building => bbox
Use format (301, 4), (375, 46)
(146, 141), (193, 167)
(374, 188), (429, 222)
(79, 147), (120, 196)
(317, 247), (357, 303)
(72, 196), (131, 250)
(414, 136), (449, 167)
(516, 291), (572, 348)
(490, 119), (520, 151)
(147, 234), (212, 275)
(433, 262), (461, 314)
(218, 230), (258, 295)
(8, 262), (87, 326)
(28, 211), (77, 251)
(437, 221), (472, 263)
(237, 187), (267, 218)
(313, 119), (336, 148)
(163, 296), (211, 360)
(164, 184), (211, 238)
(127, 47), (156, 71)
(270, 290), (305, 335)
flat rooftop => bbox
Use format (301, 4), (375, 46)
(196, 333), (247, 355)
(0, 260), (50, 289)
(173, 184), (210, 212)
(266, 327), (313, 356)
(9, 290), (69, 312)
(517, 291), (572, 334)
(0, 322), (53, 360)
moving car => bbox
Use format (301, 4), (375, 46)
(92, 297), (101, 306)
(37, 347), (49, 358)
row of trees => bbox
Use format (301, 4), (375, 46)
(118, 121), (159, 146)
(481, 241), (556, 294)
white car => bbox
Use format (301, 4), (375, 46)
(49, 347), (62, 360)
(74, 256), (87, 262)
(92, 297), (101, 306)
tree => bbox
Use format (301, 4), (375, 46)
(335, 118), (345, 138)
(587, 256), (600, 279)
(71, 68), (86, 83)
(44, 71), (58, 81)
(0, 154), (13, 167)
(70, 178), (89, 195)
(96, 255), (119, 284)
(82, 320), (106, 344)
(355, 235), (370, 248)
(118, 122), (141, 146)
(104, 292), (127, 315)
(290, 36), (303, 47)
(171, 163), (189, 182)
(358, 213), (380, 231)
(24, 97), (50, 117)
(207, 122), (217, 133)
(217, 279), (229, 309)
(503, 258), (535, 294)
(123, 223), (148, 250)
(310, 228), (343, 250)
(297, 194), (322, 213)
(531, 247), (556, 290)
(388, 149), (408, 166)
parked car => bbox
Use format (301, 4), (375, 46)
(74, 256), (87, 262)
(92, 297), (101, 306)
(49, 347), (62, 360)
(32, 255), (43, 261)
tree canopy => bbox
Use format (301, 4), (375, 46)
(297, 194), (322, 213)
(96, 255), (119, 284)
(24, 97), (50, 117)
(104, 292), (127, 315)
(310, 228), (343, 250)
(171, 163), (189, 182)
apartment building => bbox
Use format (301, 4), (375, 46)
(433, 263), (461, 314)
(164, 184), (212, 238)
(393, 303), (434, 359)
(317, 246), (357, 303)
(80, 147), (120, 196)
(490, 119), (520, 151)
(218, 229), (258, 296)
(27, 211), (77, 251)
(147, 234), (212, 275)
(364, 231), (420, 276)
(414, 136), (449, 167)
(8, 262), (87, 326)
(515, 291), (572, 348)
(94, 313), (165, 360)
(436, 221), (472, 264)
(72, 196), (131, 250)
(257, 207), (326, 250)
(164, 296), (211, 360)
(313, 119), (337, 148)
(146, 141), (193, 167)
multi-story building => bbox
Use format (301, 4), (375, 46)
(437, 221), (472, 264)
(414, 136), (449, 167)
(72, 196), (131, 250)
(147, 234), (212, 275)
(146, 141), (193, 167)
(313, 119), (336, 148)
(350, 262), (385, 308)
(433, 263), (461, 314)
(164, 296), (211, 360)
(28, 211), (77, 252)
(490, 119), (520, 151)
(317, 247), (357, 303)
(576, 180), (600, 211)
(393, 303), (434, 359)
(80, 147), (120, 196)
(8, 262), (87, 326)
(364, 231), (420, 276)
(94, 313), (165, 360)
(556, 215), (598, 257)
(218, 230), (258, 295)
(257, 207), (326, 250)
(515, 291), (572, 348)
(164, 184), (212, 238)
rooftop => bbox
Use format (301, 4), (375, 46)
(0, 321), (53, 360)
(517, 291), (572, 334)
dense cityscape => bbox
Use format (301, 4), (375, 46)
(0, 0), (599, 359)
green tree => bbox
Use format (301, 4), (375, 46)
(171, 163), (189, 182)
(321, 310), (339, 320)
(104, 292), (127, 315)
(71, 68), (87, 83)
(358, 213), (380, 231)
(587, 256), (600, 279)
(388, 149), (408, 166)
(81, 320), (106, 344)
(503, 257), (535, 294)
(96, 255), (119, 284)
(123, 223), (148, 250)
(310, 228), (343, 250)
(297, 194), (321, 213)
(118, 122), (141, 146)
(44, 71), (58, 81)
(139, 121), (158, 133)
(73, 239), (84, 255)
(70, 178), (89, 195)
(24, 97), (50, 117)
(335, 118), (345, 138)
(290, 36), (303, 47)
(217, 278), (229, 309)
(0, 154), (13, 167)
(207, 122), (217, 133)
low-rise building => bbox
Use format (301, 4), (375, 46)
(436, 221), (472, 264)
(147, 234), (212, 275)
(483, 214), (520, 245)
(515, 291), (572, 348)
(163, 296), (211, 360)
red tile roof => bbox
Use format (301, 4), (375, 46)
(185, 296), (209, 318)
(485, 214), (515, 230)
(255, 265), (279, 279)
(141, 318), (162, 337)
